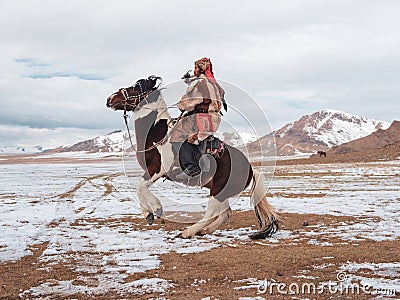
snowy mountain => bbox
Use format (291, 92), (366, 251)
(246, 109), (390, 156)
(299, 109), (389, 147)
(327, 120), (400, 155)
(216, 130), (258, 147)
(58, 130), (129, 153)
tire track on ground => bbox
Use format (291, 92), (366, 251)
(58, 173), (122, 199)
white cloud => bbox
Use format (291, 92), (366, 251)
(0, 125), (112, 149)
(0, 0), (399, 147)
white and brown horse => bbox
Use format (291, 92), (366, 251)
(106, 76), (278, 239)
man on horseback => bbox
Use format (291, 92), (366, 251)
(106, 66), (279, 239)
(170, 57), (227, 180)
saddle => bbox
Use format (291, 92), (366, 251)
(190, 136), (225, 176)
(168, 136), (225, 184)
(203, 136), (225, 158)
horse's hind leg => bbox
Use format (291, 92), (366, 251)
(199, 204), (232, 236)
(137, 177), (163, 225)
(181, 196), (227, 238)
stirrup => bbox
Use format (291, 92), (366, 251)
(175, 169), (201, 180)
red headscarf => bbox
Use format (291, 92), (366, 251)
(195, 57), (217, 84)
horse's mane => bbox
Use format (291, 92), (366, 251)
(134, 75), (162, 93)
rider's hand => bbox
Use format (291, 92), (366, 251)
(187, 134), (198, 144)
(182, 70), (192, 79)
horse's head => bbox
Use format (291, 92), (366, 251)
(106, 75), (162, 111)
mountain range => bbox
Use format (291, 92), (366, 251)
(1, 109), (393, 156)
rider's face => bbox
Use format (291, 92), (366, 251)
(194, 64), (202, 76)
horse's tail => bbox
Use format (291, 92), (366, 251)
(249, 169), (279, 239)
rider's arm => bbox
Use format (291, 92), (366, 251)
(178, 78), (205, 112)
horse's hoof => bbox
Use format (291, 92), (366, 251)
(155, 207), (163, 218)
(176, 231), (194, 239)
(146, 213), (154, 225)
(175, 233), (184, 239)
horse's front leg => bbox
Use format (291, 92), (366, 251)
(181, 196), (227, 238)
(137, 176), (163, 225)
(138, 142), (175, 225)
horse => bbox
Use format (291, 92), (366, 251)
(106, 75), (278, 239)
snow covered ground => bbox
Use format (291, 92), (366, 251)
(0, 153), (399, 298)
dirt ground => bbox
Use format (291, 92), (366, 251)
(1, 153), (399, 299)
(0, 211), (399, 299)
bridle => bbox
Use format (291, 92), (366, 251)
(120, 85), (150, 110)
(119, 85), (180, 154)
(120, 86), (153, 153)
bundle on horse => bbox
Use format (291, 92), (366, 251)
(106, 76), (278, 239)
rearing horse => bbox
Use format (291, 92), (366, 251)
(106, 76), (278, 239)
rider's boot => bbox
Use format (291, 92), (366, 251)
(174, 141), (201, 180)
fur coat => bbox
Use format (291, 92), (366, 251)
(170, 74), (224, 143)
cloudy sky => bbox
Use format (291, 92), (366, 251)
(1, 0), (399, 149)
